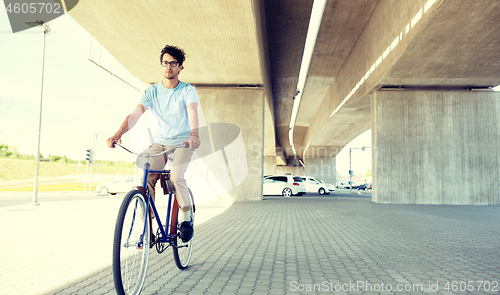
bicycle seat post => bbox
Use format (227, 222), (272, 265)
(140, 154), (153, 190)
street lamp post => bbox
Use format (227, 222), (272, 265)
(27, 21), (50, 205)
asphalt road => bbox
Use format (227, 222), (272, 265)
(326, 188), (372, 197)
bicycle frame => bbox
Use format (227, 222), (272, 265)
(112, 142), (187, 249)
(139, 162), (180, 249)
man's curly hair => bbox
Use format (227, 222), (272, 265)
(160, 45), (186, 65)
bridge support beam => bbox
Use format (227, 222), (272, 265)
(304, 157), (336, 187)
(372, 90), (500, 205)
(196, 87), (265, 202)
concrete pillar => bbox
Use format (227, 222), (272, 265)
(275, 165), (304, 176)
(263, 156), (277, 176)
(194, 87), (265, 202)
(372, 90), (500, 205)
(304, 157), (336, 185)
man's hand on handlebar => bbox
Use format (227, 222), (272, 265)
(182, 135), (200, 150)
(106, 134), (121, 148)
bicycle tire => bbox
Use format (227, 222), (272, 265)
(113, 189), (150, 295)
(172, 192), (194, 269)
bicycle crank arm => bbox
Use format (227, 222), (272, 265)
(173, 244), (189, 249)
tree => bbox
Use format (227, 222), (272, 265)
(51, 155), (61, 162)
(0, 144), (9, 158)
(60, 155), (69, 163)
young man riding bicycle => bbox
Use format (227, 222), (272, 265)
(106, 45), (200, 243)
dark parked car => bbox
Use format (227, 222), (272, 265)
(358, 183), (372, 190)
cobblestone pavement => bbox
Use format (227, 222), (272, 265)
(47, 195), (500, 295)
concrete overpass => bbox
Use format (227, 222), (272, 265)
(67, 0), (500, 205)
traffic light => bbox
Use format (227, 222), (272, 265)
(86, 149), (92, 162)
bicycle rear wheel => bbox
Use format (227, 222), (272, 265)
(113, 189), (150, 295)
(172, 203), (194, 269)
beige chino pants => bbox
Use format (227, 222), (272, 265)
(140, 144), (193, 209)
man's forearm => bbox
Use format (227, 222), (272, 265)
(114, 104), (145, 137)
(187, 103), (199, 134)
(115, 114), (137, 137)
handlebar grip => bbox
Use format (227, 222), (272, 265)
(183, 143), (189, 148)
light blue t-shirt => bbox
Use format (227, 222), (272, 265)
(139, 81), (199, 145)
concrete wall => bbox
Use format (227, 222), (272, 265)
(372, 90), (500, 205)
(275, 166), (304, 176)
(263, 157), (277, 176)
(196, 87), (265, 202)
(303, 158), (336, 185)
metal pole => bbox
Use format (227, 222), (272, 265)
(85, 160), (89, 191)
(89, 157), (93, 193)
(349, 148), (352, 193)
(33, 24), (48, 205)
(89, 133), (97, 193)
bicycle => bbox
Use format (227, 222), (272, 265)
(111, 142), (195, 295)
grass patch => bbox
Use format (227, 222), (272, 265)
(0, 158), (135, 182)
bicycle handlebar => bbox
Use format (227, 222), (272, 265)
(112, 142), (189, 158)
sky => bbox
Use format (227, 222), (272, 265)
(335, 130), (372, 178)
(0, 10), (145, 163)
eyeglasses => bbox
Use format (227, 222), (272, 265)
(161, 61), (179, 68)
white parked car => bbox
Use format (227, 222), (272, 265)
(337, 181), (357, 189)
(96, 176), (139, 195)
(301, 176), (330, 195)
(263, 175), (306, 197)
(326, 183), (336, 192)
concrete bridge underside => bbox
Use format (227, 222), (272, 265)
(67, 0), (500, 204)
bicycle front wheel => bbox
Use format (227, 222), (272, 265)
(172, 204), (194, 269)
(113, 189), (150, 295)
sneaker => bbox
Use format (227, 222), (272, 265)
(180, 219), (194, 243)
